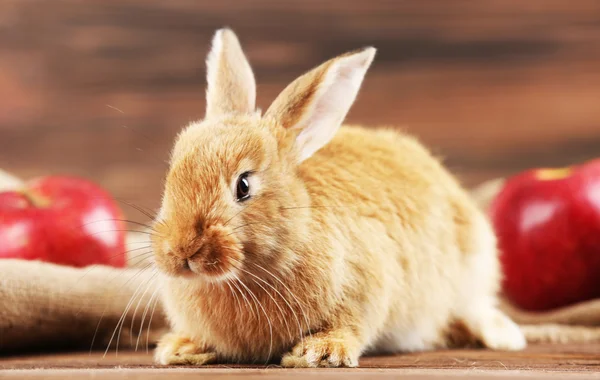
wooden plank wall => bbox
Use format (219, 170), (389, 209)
(1, 0), (599, 217)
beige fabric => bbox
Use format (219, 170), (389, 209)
(0, 259), (167, 353)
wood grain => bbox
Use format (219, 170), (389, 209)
(1, 1), (600, 220)
(1, 345), (600, 379)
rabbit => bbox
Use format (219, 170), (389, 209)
(150, 28), (527, 367)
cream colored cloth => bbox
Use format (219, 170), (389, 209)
(0, 258), (167, 353)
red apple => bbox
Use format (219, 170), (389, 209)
(0, 176), (126, 267)
(490, 159), (600, 311)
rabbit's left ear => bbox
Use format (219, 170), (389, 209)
(265, 47), (376, 162)
(205, 28), (256, 118)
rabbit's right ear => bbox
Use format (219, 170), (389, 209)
(265, 48), (375, 162)
(205, 28), (256, 119)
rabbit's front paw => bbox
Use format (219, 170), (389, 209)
(154, 333), (217, 366)
(281, 330), (360, 368)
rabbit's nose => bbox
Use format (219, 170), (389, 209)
(188, 243), (208, 261)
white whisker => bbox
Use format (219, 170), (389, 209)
(234, 274), (273, 364)
(231, 263), (295, 342)
(225, 280), (243, 314)
(253, 263), (312, 340)
(129, 270), (158, 346)
(106, 104), (125, 113)
(146, 288), (163, 353)
(136, 276), (161, 351)
(231, 278), (258, 320)
(90, 262), (152, 353)
(103, 263), (154, 357)
(247, 277), (292, 342)
(116, 269), (157, 353)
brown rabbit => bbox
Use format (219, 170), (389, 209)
(151, 28), (527, 367)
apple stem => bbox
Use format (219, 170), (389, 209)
(19, 189), (51, 208)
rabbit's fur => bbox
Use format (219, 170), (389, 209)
(151, 28), (525, 367)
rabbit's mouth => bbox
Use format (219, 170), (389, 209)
(154, 224), (245, 282)
(184, 251), (242, 283)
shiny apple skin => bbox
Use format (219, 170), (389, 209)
(490, 159), (600, 311)
(0, 176), (126, 267)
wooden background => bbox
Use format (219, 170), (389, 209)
(1, 0), (600, 219)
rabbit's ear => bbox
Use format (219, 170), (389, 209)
(205, 28), (256, 118)
(265, 47), (375, 162)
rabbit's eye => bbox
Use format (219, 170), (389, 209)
(236, 172), (251, 202)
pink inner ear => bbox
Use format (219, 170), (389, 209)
(293, 49), (376, 162)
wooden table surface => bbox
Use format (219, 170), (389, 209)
(1, 344), (599, 379)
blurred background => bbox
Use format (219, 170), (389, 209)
(1, 1), (599, 220)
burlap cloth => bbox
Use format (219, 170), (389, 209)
(0, 171), (599, 354)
